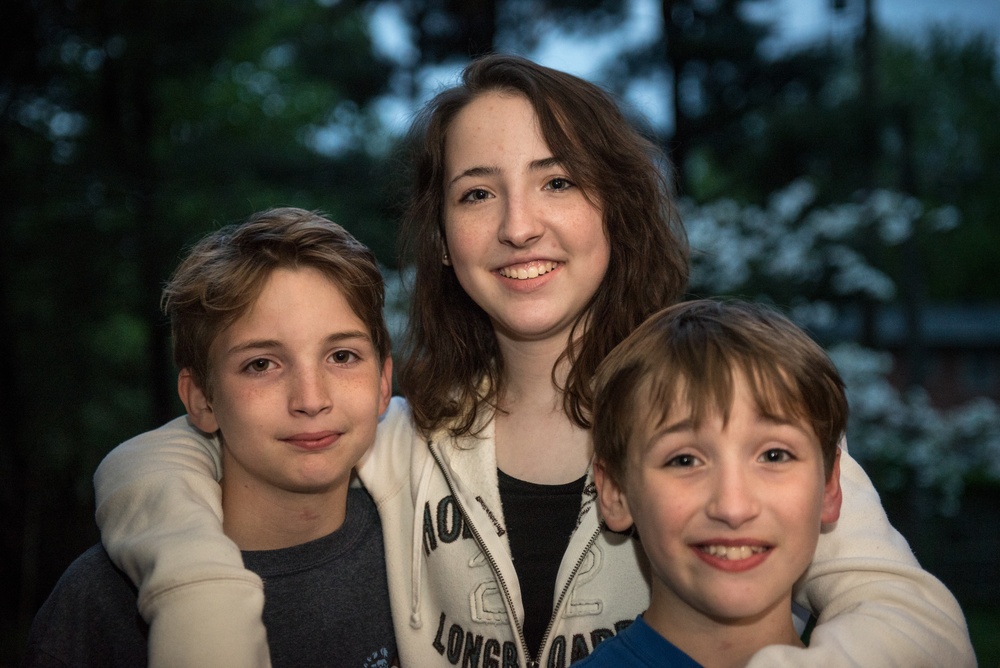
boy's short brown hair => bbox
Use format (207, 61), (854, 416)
(163, 207), (390, 395)
(593, 299), (847, 486)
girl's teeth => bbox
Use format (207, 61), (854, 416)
(501, 262), (557, 279)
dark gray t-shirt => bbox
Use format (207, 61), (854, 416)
(23, 487), (397, 667)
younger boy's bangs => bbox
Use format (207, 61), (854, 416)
(643, 345), (809, 435)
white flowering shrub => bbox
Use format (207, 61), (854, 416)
(684, 179), (999, 514)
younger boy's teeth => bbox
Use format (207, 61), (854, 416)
(700, 545), (768, 560)
(499, 261), (557, 279)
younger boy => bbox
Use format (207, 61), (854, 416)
(583, 299), (846, 668)
(24, 208), (398, 667)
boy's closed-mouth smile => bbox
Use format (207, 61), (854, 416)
(282, 431), (341, 450)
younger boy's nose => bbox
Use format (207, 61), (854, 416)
(705, 465), (761, 529)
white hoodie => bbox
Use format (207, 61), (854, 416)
(94, 396), (974, 668)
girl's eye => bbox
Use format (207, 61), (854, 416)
(759, 448), (793, 464)
(244, 358), (274, 374)
(331, 350), (358, 364)
(546, 177), (573, 192)
(666, 453), (700, 468)
(460, 188), (492, 203)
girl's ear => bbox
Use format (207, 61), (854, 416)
(594, 460), (635, 532)
(821, 448), (843, 526)
(378, 357), (393, 416)
(178, 369), (219, 434)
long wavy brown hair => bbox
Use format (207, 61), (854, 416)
(398, 54), (689, 437)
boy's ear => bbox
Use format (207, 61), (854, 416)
(178, 369), (219, 434)
(377, 356), (393, 416)
(821, 447), (843, 526)
(594, 459), (635, 533)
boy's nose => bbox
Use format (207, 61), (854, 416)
(289, 369), (332, 416)
(705, 466), (762, 529)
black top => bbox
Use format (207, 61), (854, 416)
(498, 468), (588, 661)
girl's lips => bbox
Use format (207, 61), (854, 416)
(282, 432), (340, 450)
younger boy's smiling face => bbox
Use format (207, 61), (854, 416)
(185, 266), (391, 500)
(600, 372), (841, 631)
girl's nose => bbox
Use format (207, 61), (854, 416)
(498, 193), (544, 247)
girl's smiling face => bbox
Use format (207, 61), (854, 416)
(442, 91), (610, 347)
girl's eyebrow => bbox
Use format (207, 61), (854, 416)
(447, 165), (499, 189)
(529, 156), (561, 171)
(447, 156), (563, 190)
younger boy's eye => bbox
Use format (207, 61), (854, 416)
(666, 453), (700, 468)
(759, 448), (793, 464)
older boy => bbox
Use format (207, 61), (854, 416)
(24, 208), (397, 667)
(582, 299), (846, 668)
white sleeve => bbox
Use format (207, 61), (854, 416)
(93, 416), (271, 668)
(747, 446), (974, 667)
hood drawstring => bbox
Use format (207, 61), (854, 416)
(410, 444), (436, 629)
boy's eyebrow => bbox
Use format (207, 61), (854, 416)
(648, 418), (696, 442)
(754, 412), (814, 437)
(647, 412), (808, 442)
(224, 330), (372, 357)
(446, 156), (562, 190)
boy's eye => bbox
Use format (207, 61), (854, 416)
(331, 350), (358, 364)
(244, 358), (274, 373)
(665, 453), (700, 468)
(759, 448), (793, 464)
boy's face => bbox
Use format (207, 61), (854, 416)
(181, 266), (391, 497)
(596, 372), (841, 626)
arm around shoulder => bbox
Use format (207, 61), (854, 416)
(94, 415), (271, 668)
(748, 447), (974, 667)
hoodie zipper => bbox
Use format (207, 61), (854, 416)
(533, 524), (602, 668)
(429, 444), (534, 666)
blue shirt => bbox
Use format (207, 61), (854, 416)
(572, 615), (703, 667)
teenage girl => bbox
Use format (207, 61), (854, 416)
(93, 55), (974, 668)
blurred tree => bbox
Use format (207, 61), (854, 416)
(375, 0), (826, 199)
(387, 0), (627, 62)
(1, 0), (393, 661)
(658, 0), (779, 195)
(378, 0), (630, 104)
